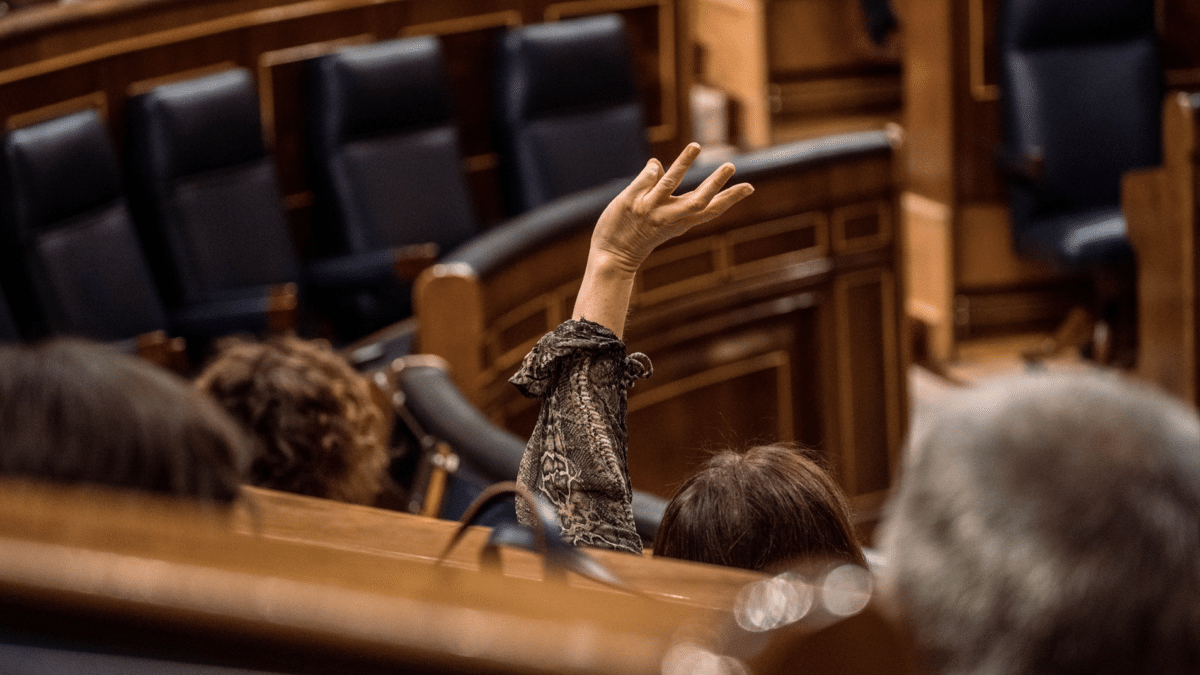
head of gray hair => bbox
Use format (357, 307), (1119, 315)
(878, 372), (1200, 675)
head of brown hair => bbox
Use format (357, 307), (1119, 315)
(0, 338), (251, 502)
(195, 335), (390, 504)
(653, 444), (865, 572)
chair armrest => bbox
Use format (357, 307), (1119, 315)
(167, 282), (297, 337)
(306, 245), (440, 291)
(134, 330), (189, 373)
(996, 146), (1045, 183)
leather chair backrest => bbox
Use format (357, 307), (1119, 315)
(492, 13), (651, 215)
(997, 0), (1162, 227)
(0, 109), (167, 342)
(125, 68), (299, 308)
(305, 36), (479, 256)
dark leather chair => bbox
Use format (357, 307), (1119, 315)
(304, 35), (479, 339)
(996, 0), (1162, 365)
(492, 13), (651, 215)
(125, 68), (301, 344)
(0, 109), (182, 361)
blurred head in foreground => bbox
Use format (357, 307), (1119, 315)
(653, 443), (866, 572)
(878, 373), (1200, 675)
(196, 335), (390, 505)
(0, 338), (250, 501)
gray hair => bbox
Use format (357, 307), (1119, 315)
(878, 372), (1200, 675)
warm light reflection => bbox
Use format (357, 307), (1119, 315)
(820, 564), (873, 616)
(733, 574), (813, 632)
(661, 641), (748, 675)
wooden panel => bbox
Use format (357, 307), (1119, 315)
(1125, 92), (1200, 405)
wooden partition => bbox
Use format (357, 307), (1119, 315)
(415, 133), (908, 528)
(0, 478), (916, 675)
(0, 0), (690, 240)
(1124, 92), (1200, 406)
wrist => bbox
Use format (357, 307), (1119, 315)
(586, 246), (643, 279)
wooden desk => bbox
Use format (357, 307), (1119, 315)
(238, 485), (767, 611)
(0, 479), (916, 675)
(1124, 92), (1200, 406)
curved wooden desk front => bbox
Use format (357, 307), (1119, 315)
(414, 132), (909, 527)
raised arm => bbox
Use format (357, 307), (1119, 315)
(511, 145), (753, 553)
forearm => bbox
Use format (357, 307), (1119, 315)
(572, 249), (638, 340)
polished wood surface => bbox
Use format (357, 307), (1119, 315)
(415, 138), (908, 524)
(0, 478), (710, 674)
(1124, 92), (1200, 406)
(0, 478), (913, 675)
(692, 0), (900, 149)
(0, 0), (691, 239)
(238, 485), (768, 611)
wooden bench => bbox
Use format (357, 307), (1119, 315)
(1124, 91), (1200, 406)
(414, 132), (909, 532)
(0, 478), (916, 675)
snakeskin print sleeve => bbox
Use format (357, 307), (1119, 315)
(509, 319), (652, 554)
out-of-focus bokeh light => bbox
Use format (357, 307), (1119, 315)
(733, 574), (814, 632)
(661, 640), (749, 675)
(820, 564), (873, 616)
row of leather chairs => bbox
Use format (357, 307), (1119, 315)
(0, 13), (650, 361)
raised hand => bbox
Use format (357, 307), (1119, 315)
(590, 143), (754, 275)
(573, 143), (754, 337)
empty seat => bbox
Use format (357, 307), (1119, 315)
(0, 109), (174, 353)
(124, 68), (301, 343)
(997, 0), (1162, 365)
(304, 35), (480, 338)
(492, 14), (651, 215)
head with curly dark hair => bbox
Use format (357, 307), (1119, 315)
(653, 443), (865, 572)
(195, 336), (390, 504)
(0, 338), (251, 502)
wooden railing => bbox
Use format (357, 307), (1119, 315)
(414, 132), (909, 532)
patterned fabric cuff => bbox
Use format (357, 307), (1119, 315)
(509, 319), (652, 398)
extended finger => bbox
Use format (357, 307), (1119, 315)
(619, 157), (664, 200)
(690, 181), (755, 225)
(646, 143), (701, 204)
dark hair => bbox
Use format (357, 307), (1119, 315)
(879, 373), (1200, 675)
(0, 338), (250, 502)
(196, 336), (390, 504)
(653, 444), (866, 572)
